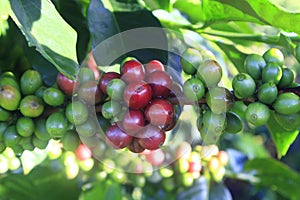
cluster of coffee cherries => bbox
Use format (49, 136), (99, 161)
(180, 48), (241, 143)
(99, 58), (180, 152)
(232, 48), (300, 130)
(157, 142), (229, 193)
(75, 141), (229, 196)
(0, 69), (58, 155)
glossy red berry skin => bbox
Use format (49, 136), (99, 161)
(121, 60), (145, 83)
(137, 125), (166, 150)
(105, 124), (133, 149)
(56, 73), (79, 96)
(99, 72), (121, 94)
(145, 60), (164, 74)
(146, 71), (172, 98)
(145, 99), (174, 127)
(162, 116), (177, 131)
(122, 109), (145, 135)
(123, 81), (152, 109)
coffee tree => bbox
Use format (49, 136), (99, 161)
(1, 0), (300, 199)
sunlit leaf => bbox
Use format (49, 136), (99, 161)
(266, 112), (299, 158)
(216, 42), (247, 73)
(211, 0), (300, 35)
(244, 158), (300, 199)
(9, 0), (79, 79)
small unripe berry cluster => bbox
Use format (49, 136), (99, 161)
(180, 48), (241, 143)
(232, 48), (300, 129)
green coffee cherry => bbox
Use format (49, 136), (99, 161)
(32, 136), (49, 149)
(46, 112), (68, 139)
(19, 137), (34, 151)
(196, 60), (222, 87)
(262, 62), (282, 84)
(224, 111), (243, 134)
(206, 87), (234, 114)
(20, 95), (44, 117)
(43, 87), (65, 106)
(76, 120), (97, 137)
(20, 70), (43, 95)
(263, 48), (284, 66)
(0, 77), (19, 90)
(101, 100), (122, 120)
(203, 110), (227, 133)
(34, 118), (51, 141)
(65, 101), (89, 125)
(245, 102), (270, 127)
(180, 48), (202, 75)
(0, 85), (21, 111)
(106, 78), (126, 100)
(183, 78), (205, 101)
(278, 68), (294, 88)
(0, 107), (11, 122)
(3, 125), (21, 147)
(244, 54), (266, 80)
(16, 117), (35, 137)
(258, 82), (278, 104)
(273, 92), (300, 115)
(232, 73), (256, 99)
(61, 130), (80, 151)
(78, 68), (95, 84)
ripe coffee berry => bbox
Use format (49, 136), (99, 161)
(122, 109), (145, 134)
(121, 60), (145, 83)
(106, 123), (133, 149)
(123, 81), (152, 109)
(145, 60), (165, 74)
(136, 125), (166, 150)
(146, 70), (172, 98)
(145, 99), (174, 127)
(56, 73), (79, 96)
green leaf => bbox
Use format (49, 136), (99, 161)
(79, 180), (122, 200)
(28, 167), (80, 200)
(0, 166), (80, 200)
(173, 0), (203, 23)
(52, 0), (91, 63)
(202, 0), (262, 25)
(266, 112), (299, 158)
(244, 158), (300, 199)
(87, 0), (168, 65)
(212, 0), (300, 35)
(143, 0), (172, 12)
(215, 41), (247, 73)
(0, 174), (36, 199)
(9, 0), (79, 79)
